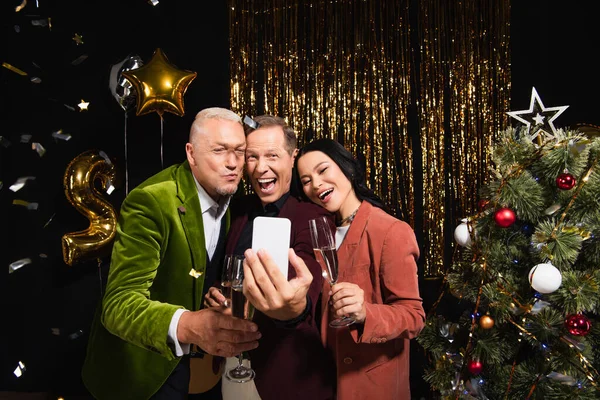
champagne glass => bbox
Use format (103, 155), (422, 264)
(220, 254), (233, 307)
(309, 216), (355, 328)
(224, 255), (256, 383)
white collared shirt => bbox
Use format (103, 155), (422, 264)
(194, 176), (230, 260)
(168, 176), (231, 356)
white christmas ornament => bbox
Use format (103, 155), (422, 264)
(528, 263), (562, 294)
(454, 219), (472, 247)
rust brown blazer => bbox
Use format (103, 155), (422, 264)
(321, 201), (425, 400)
(226, 194), (335, 400)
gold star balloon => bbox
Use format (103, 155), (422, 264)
(122, 48), (197, 117)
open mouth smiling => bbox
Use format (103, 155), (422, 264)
(258, 178), (276, 191)
(318, 188), (333, 200)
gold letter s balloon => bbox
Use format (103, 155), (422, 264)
(62, 150), (118, 266)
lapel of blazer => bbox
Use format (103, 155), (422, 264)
(337, 200), (371, 274)
(175, 161), (208, 310)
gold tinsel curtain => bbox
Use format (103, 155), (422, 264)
(229, 0), (510, 277)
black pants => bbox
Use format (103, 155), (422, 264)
(151, 356), (222, 400)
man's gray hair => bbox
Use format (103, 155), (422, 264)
(189, 107), (242, 143)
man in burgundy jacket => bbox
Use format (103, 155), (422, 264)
(206, 115), (335, 400)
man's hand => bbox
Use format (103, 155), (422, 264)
(330, 282), (366, 323)
(204, 286), (231, 312)
(243, 248), (312, 321)
(177, 308), (260, 357)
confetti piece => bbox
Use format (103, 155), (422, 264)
(106, 181), (115, 195)
(14, 0), (26, 11)
(51, 129), (71, 141)
(71, 55), (88, 66)
(189, 269), (203, 278)
(99, 150), (112, 165)
(14, 25), (21, 33)
(78, 99), (90, 111)
(68, 329), (84, 340)
(51, 328), (61, 335)
(544, 204), (561, 215)
(39, 253), (47, 258)
(12, 199), (39, 210)
(9, 176), (35, 192)
(0, 136), (11, 148)
(43, 213), (56, 228)
(2, 62), (27, 76)
(13, 361), (26, 378)
(31, 19), (49, 27)
(243, 115), (259, 129)
(0, 182), (3, 190)
(73, 33), (83, 45)
(148, 0), (159, 5)
(546, 372), (577, 386)
(30, 76), (41, 83)
(9, 258), (32, 273)
(64, 104), (75, 111)
(32, 142), (46, 157)
(20, 134), (31, 143)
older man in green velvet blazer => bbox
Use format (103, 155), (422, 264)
(82, 108), (261, 400)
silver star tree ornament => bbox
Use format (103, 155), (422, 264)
(506, 87), (569, 143)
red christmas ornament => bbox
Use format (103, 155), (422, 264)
(467, 359), (483, 375)
(556, 172), (576, 190)
(494, 207), (516, 228)
(565, 313), (591, 336)
(477, 199), (490, 211)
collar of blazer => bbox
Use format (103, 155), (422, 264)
(336, 201), (371, 268)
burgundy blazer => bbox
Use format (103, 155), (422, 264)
(226, 194), (335, 400)
(321, 201), (426, 400)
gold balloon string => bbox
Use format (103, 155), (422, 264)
(124, 112), (129, 194)
(454, 260), (487, 400)
(550, 155), (599, 239)
(97, 258), (104, 297)
(160, 114), (164, 169)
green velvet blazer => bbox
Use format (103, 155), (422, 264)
(82, 161), (230, 400)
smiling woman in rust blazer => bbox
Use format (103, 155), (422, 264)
(295, 138), (426, 400)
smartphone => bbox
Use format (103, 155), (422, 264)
(252, 216), (291, 279)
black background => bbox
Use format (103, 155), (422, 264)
(1, 0), (599, 398)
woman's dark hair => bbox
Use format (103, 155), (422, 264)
(294, 138), (388, 212)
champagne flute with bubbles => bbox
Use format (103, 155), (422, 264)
(224, 255), (256, 383)
(309, 216), (355, 328)
(220, 254), (233, 307)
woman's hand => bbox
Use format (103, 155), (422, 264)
(330, 282), (366, 323)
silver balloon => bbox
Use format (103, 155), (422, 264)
(108, 54), (143, 111)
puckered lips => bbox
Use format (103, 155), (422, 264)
(257, 177), (276, 193)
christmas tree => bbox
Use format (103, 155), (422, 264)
(418, 89), (600, 399)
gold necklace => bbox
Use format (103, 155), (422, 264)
(336, 206), (360, 226)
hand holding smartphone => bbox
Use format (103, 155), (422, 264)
(252, 217), (291, 279)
